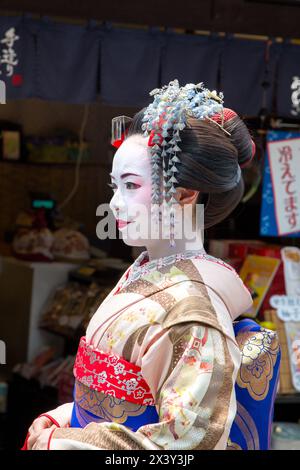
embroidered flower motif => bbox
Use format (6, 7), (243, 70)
(144, 271), (163, 284)
(241, 337), (262, 361)
(226, 438), (242, 450)
(81, 375), (93, 387)
(143, 397), (155, 405)
(125, 378), (138, 391)
(74, 336), (156, 406)
(199, 361), (212, 372)
(146, 310), (158, 324)
(117, 330), (127, 341)
(248, 361), (264, 379)
(108, 339), (117, 348)
(236, 328), (279, 401)
(74, 354), (84, 369)
(97, 371), (107, 384)
(161, 387), (179, 403)
(133, 387), (146, 399)
(114, 363), (125, 375)
(89, 352), (97, 364)
(183, 352), (197, 366)
(125, 311), (139, 322)
(107, 354), (119, 366)
(168, 266), (185, 277)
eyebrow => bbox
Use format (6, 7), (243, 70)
(109, 172), (141, 180)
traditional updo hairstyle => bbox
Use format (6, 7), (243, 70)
(128, 109), (254, 229)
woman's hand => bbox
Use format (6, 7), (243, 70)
(26, 402), (73, 450)
(27, 416), (54, 450)
(43, 402), (73, 428)
(31, 425), (56, 451)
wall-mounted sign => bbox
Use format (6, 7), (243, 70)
(270, 295), (300, 321)
(270, 294), (300, 391)
(268, 138), (300, 235)
(260, 131), (300, 237)
(0, 27), (19, 78)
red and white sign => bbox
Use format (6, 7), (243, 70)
(268, 138), (300, 235)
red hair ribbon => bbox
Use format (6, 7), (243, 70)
(148, 130), (163, 147)
(112, 126), (163, 149)
(210, 107), (237, 124)
(147, 107), (256, 165)
(112, 129), (162, 148)
(148, 112), (167, 147)
(210, 107), (256, 165)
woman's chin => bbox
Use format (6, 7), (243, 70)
(119, 235), (149, 247)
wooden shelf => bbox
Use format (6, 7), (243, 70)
(275, 394), (300, 405)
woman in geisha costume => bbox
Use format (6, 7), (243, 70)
(24, 80), (257, 450)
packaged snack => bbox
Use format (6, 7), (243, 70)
(52, 228), (90, 262)
(281, 247), (300, 296)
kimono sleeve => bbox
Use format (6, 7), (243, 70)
(49, 323), (240, 450)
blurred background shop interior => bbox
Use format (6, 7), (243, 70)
(0, 0), (300, 450)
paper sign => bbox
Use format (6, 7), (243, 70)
(284, 322), (300, 391)
(260, 131), (300, 238)
(270, 295), (300, 321)
(267, 138), (300, 235)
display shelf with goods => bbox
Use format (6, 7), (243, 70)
(209, 239), (300, 429)
(0, 252), (132, 449)
(275, 394), (300, 405)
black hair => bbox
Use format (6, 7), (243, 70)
(127, 109), (254, 228)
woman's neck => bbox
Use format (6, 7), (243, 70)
(145, 229), (204, 262)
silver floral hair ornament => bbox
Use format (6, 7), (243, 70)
(141, 79), (229, 248)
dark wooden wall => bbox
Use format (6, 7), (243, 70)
(0, 0), (300, 37)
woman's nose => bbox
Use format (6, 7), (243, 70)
(109, 190), (125, 214)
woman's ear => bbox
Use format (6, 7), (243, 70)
(175, 187), (199, 207)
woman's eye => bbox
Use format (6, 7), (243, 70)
(107, 181), (140, 191)
(125, 182), (140, 190)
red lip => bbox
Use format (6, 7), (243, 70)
(117, 219), (133, 229)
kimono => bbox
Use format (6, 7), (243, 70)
(48, 248), (253, 450)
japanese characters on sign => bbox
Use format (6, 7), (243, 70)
(0, 27), (19, 77)
(270, 295), (300, 322)
(291, 75), (300, 116)
(268, 138), (300, 235)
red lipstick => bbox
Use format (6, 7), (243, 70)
(117, 219), (132, 229)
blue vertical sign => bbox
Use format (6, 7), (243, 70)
(260, 130), (300, 237)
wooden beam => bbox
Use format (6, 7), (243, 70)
(0, 0), (299, 37)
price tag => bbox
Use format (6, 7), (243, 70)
(270, 295), (300, 322)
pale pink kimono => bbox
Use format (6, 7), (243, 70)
(49, 250), (253, 450)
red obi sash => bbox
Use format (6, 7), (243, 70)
(73, 336), (156, 406)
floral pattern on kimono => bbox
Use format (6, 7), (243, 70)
(49, 250), (253, 450)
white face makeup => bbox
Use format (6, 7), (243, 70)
(109, 135), (155, 247)
(108, 134), (203, 250)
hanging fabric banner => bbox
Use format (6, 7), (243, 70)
(161, 32), (221, 91)
(100, 27), (161, 107)
(0, 15), (298, 110)
(260, 130), (300, 237)
(220, 37), (279, 116)
(36, 18), (100, 103)
(0, 15), (37, 100)
(277, 42), (300, 118)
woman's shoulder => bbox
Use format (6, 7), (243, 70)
(192, 251), (240, 276)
